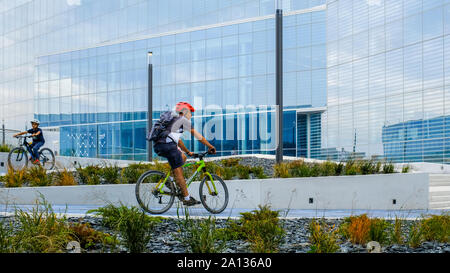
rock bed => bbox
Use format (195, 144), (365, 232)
(2, 215), (448, 253)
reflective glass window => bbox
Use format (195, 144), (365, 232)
(423, 7), (444, 40)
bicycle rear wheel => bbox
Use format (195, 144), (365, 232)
(7, 147), (28, 171)
(135, 170), (176, 214)
(199, 174), (229, 214)
(39, 148), (55, 170)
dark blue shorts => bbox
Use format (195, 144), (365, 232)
(154, 142), (184, 169)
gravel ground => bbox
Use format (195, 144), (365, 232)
(2, 215), (448, 253)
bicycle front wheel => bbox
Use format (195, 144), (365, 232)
(7, 147), (28, 171)
(39, 148), (55, 170)
(135, 170), (175, 214)
(199, 174), (229, 214)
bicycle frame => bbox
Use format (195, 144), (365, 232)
(12, 137), (31, 159)
(13, 136), (48, 162)
(154, 159), (218, 195)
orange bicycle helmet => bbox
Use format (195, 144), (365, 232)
(175, 102), (195, 113)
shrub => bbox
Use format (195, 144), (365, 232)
(344, 160), (359, 175)
(334, 162), (344, 175)
(76, 164), (101, 185)
(290, 162), (311, 177)
(100, 164), (120, 184)
(120, 164), (146, 184)
(221, 158), (241, 168)
(389, 216), (405, 245)
(238, 205), (285, 253)
(4, 168), (26, 187)
(374, 161), (382, 173)
(152, 160), (171, 174)
(368, 218), (391, 245)
(382, 162), (395, 174)
(52, 168), (77, 186)
(309, 163), (322, 177)
(0, 221), (14, 253)
(419, 214), (449, 243)
(236, 165), (251, 179)
(308, 219), (340, 253)
(319, 161), (337, 176)
(204, 162), (225, 178)
(0, 144), (11, 153)
(401, 165), (410, 173)
(13, 197), (74, 253)
(26, 165), (52, 187)
(408, 221), (424, 248)
(222, 167), (236, 180)
(340, 214), (391, 246)
(250, 166), (267, 179)
(69, 221), (118, 250)
(344, 214), (372, 245)
(274, 162), (290, 178)
(217, 220), (244, 241)
(88, 204), (162, 253)
(288, 160), (314, 177)
(358, 160), (378, 175)
(337, 217), (352, 240)
(178, 211), (227, 253)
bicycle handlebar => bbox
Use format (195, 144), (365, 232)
(191, 151), (212, 159)
(15, 135), (33, 139)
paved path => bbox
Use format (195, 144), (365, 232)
(0, 204), (447, 220)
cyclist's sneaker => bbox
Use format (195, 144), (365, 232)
(183, 197), (201, 206)
(32, 159), (40, 164)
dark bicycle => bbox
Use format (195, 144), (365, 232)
(7, 135), (55, 171)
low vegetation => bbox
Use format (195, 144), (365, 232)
(177, 209), (227, 253)
(52, 168), (77, 186)
(308, 219), (340, 253)
(76, 164), (102, 185)
(0, 199), (448, 253)
(4, 167), (27, 187)
(274, 159), (397, 178)
(0, 144), (11, 153)
(6, 197), (74, 253)
(220, 205), (285, 253)
(339, 214), (393, 246)
(0, 156), (405, 188)
(68, 221), (118, 250)
(87, 204), (162, 253)
(419, 214), (449, 243)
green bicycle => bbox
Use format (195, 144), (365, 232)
(135, 151), (229, 214)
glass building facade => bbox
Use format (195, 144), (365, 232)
(1, 0), (450, 163)
(326, 0), (450, 163)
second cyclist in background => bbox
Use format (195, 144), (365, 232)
(13, 119), (45, 165)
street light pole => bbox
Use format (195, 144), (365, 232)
(2, 120), (5, 146)
(275, 3), (283, 163)
(147, 52), (153, 162)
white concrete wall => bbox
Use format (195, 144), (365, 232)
(0, 152), (141, 174)
(0, 173), (430, 210)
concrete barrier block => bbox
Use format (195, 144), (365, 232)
(0, 173), (430, 210)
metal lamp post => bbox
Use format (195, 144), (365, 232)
(275, 1), (283, 163)
(147, 52), (153, 162)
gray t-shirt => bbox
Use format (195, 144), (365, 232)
(166, 116), (192, 144)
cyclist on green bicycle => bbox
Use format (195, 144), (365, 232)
(153, 102), (216, 206)
(13, 119), (45, 165)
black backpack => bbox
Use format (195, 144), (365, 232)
(147, 111), (178, 143)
